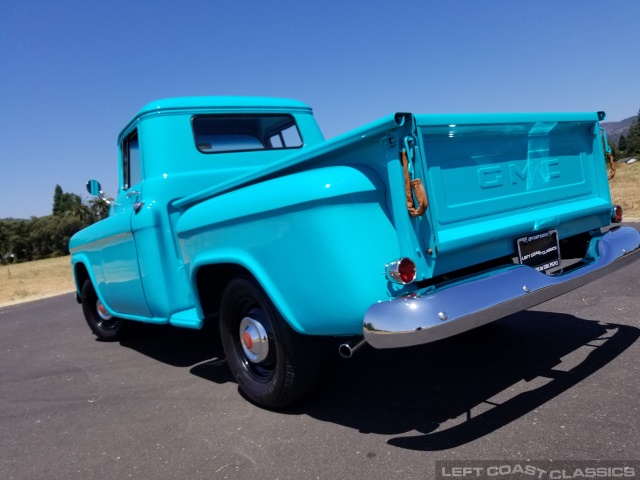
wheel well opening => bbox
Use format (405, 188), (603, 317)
(195, 264), (255, 319)
(74, 263), (90, 302)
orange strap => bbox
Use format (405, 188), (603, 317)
(401, 149), (428, 217)
(608, 153), (616, 180)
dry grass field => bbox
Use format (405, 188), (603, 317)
(0, 256), (75, 307)
(609, 160), (640, 220)
(0, 162), (637, 308)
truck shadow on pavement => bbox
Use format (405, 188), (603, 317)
(295, 310), (639, 451)
(119, 310), (638, 451)
(120, 323), (233, 384)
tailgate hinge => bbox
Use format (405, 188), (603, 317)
(599, 126), (611, 154)
(599, 127), (616, 180)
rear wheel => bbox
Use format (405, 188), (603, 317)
(220, 276), (319, 409)
(81, 280), (126, 341)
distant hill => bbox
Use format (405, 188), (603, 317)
(601, 115), (636, 141)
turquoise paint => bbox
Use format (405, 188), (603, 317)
(177, 165), (397, 334)
(169, 308), (202, 329)
(416, 115), (611, 275)
(175, 166), (381, 233)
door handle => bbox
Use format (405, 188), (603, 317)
(126, 190), (140, 198)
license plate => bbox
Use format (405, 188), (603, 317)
(517, 230), (561, 272)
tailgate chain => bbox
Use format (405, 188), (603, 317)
(607, 153), (616, 180)
(401, 148), (428, 217)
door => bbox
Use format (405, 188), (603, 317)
(99, 129), (152, 318)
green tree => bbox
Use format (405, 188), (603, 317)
(62, 192), (82, 214)
(7, 220), (33, 262)
(64, 195), (93, 222)
(618, 134), (627, 152)
(0, 221), (11, 263)
(625, 108), (640, 157)
(52, 185), (84, 217)
(29, 216), (57, 259)
(2, 185), (94, 263)
(607, 139), (617, 159)
(87, 196), (112, 220)
(56, 215), (88, 255)
(52, 185), (64, 216)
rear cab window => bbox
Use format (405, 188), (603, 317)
(192, 114), (303, 153)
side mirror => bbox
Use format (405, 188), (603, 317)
(86, 180), (102, 197)
(86, 179), (111, 207)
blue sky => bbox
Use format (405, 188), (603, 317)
(1, 0), (639, 219)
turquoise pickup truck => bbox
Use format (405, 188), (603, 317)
(70, 97), (640, 408)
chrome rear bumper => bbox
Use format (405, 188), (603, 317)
(364, 226), (640, 349)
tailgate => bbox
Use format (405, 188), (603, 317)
(414, 113), (611, 271)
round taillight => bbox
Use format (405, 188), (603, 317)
(611, 205), (623, 223)
(398, 258), (416, 283)
(385, 258), (417, 284)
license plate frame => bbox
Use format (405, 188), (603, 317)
(517, 229), (561, 273)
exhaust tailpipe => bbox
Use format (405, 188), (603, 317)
(339, 338), (367, 359)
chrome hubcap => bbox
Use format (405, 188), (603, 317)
(96, 300), (112, 321)
(239, 315), (269, 364)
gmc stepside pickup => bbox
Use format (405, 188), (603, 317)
(70, 97), (640, 408)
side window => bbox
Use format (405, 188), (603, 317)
(122, 130), (141, 190)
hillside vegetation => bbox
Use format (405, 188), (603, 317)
(0, 185), (111, 265)
(602, 109), (640, 160)
(609, 160), (640, 219)
(601, 115), (635, 141)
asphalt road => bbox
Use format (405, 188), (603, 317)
(1, 225), (639, 480)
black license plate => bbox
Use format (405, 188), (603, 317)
(517, 230), (560, 272)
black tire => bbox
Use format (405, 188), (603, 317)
(220, 276), (319, 409)
(81, 279), (126, 341)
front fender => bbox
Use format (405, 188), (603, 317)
(70, 254), (114, 314)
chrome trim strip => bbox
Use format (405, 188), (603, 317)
(364, 226), (640, 349)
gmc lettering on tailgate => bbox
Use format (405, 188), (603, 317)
(478, 159), (561, 189)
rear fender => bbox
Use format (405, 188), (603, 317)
(179, 165), (398, 335)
